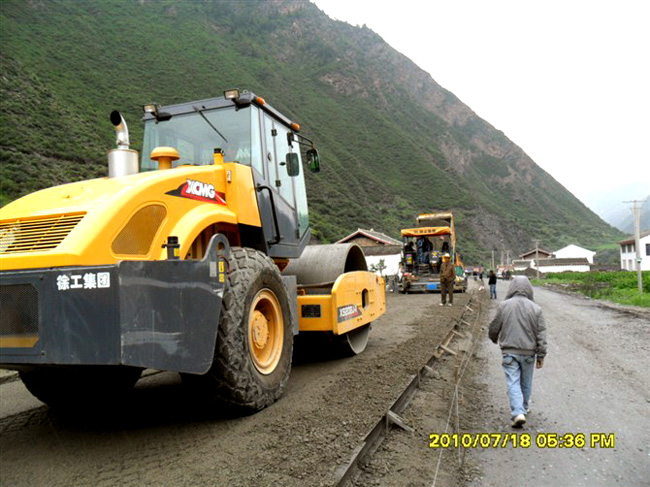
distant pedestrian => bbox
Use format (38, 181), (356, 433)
(488, 276), (546, 428)
(439, 253), (455, 306)
(488, 270), (497, 299)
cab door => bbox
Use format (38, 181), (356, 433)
(254, 113), (305, 258)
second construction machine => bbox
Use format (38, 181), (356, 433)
(398, 212), (467, 293)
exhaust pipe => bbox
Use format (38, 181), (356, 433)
(108, 110), (139, 178)
(110, 110), (131, 149)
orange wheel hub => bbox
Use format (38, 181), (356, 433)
(248, 289), (283, 375)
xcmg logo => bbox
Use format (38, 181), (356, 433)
(166, 179), (226, 205)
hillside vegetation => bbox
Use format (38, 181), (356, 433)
(0, 0), (624, 263)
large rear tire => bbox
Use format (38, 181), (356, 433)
(183, 247), (293, 412)
(19, 366), (142, 408)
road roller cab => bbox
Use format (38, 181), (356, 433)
(0, 90), (385, 412)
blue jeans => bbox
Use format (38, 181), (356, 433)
(501, 353), (535, 418)
(489, 284), (497, 299)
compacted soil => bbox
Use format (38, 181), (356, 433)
(0, 289), (475, 487)
(4, 281), (645, 487)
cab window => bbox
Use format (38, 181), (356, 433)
(141, 106), (252, 170)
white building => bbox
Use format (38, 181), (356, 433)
(554, 244), (596, 264)
(619, 230), (650, 271)
(363, 247), (402, 276)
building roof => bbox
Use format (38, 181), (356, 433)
(554, 244), (596, 255)
(619, 229), (650, 245)
(519, 248), (554, 259)
(512, 259), (532, 269)
(362, 245), (402, 256)
(336, 228), (402, 246)
(534, 257), (590, 267)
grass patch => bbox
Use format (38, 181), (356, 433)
(532, 271), (650, 308)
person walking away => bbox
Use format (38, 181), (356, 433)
(439, 253), (455, 306)
(488, 276), (546, 428)
(488, 270), (497, 299)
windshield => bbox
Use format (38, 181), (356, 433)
(141, 106), (253, 170)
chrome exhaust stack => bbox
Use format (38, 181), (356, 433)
(108, 110), (139, 178)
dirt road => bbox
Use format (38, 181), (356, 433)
(343, 279), (650, 487)
(3, 281), (646, 486)
(464, 279), (650, 487)
(0, 290), (473, 487)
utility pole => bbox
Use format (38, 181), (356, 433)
(624, 199), (646, 294)
(491, 250), (495, 270)
(533, 239), (540, 279)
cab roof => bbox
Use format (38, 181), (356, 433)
(142, 91), (297, 131)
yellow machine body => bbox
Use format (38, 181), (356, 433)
(0, 162), (381, 336)
(0, 163), (259, 271)
(296, 271), (385, 334)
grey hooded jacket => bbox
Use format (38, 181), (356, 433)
(488, 276), (547, 358)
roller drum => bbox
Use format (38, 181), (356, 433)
(282, 243), (367, 293)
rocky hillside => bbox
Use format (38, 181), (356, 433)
(0, 0), (624, 263)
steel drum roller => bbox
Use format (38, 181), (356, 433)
(283, 243), (371, 354)
(282, 243), (367, 290)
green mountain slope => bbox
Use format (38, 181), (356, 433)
(0, 0), (624, 263)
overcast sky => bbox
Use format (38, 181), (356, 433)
(311, 0), (650, 207)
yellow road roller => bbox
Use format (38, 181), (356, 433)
(0, 89), (385, 411)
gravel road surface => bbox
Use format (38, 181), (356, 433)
(0, 290), (473, 487)
(3, 280), (646, 487)
(464, 279), (650, 487)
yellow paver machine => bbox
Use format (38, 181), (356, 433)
(0, 90), (385, 411)
(398, 212), (467, 293)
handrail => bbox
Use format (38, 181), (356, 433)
(256, 184), (282, 245)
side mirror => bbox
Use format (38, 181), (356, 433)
(285, 153), (300, 177)
(306, 148), (320, 173)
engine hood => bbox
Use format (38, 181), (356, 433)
(0, 165), (247, 270)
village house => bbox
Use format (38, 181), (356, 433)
(513, 247), (553, 275)
(553, 244), (596, 264)
(619, 230), (650, 271)
(514, 245), (592, 274)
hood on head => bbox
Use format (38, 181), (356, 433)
(505, 276), (534, 301)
